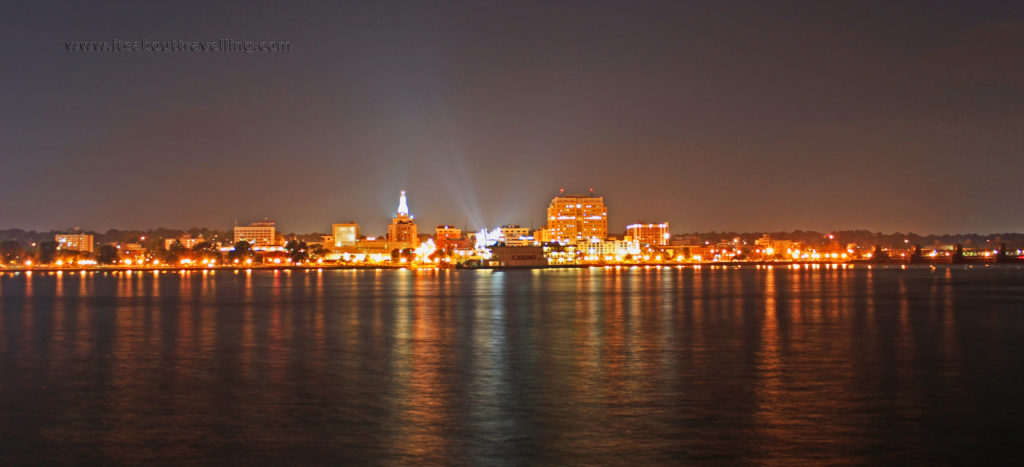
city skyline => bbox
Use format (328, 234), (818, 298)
(3, 1), (1023, 234)
(7, 184), (1024, 239)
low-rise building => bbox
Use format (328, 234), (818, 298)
(55, 233), (94, 253)
(578, 239), (641, 258)
(500, 225), (532, 246)
(234, 220), (277, 248)
(164, 235), (203, 250)
(626, 223), (670, 246)
(331, 223), (359, 248)
(754, 234), (793, 257)
(488, 245), (547, 267)
(435, 225), (461, 241)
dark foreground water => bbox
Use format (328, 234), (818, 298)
(1, 265), (1023, 465)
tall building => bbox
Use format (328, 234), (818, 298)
(626, 223), (670, 246)
(388, 191), (418, 245)
(546, 192), (608, 243)
(234, 220), (277, 247)
(55, 233), (94, 253)
(332, 223), (359, 248)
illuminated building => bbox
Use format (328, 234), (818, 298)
(499, 225), (532, 246)
(387, 190), (418, 245)
(355, 237), (414, 256)
(332, 222), (359, 248)
(122, 243), (146, 261)
(626, 223), (670, 246)
(755, 234), (793, 257)
(234, 220), (277, 247)
(55, 233), (94, 253)
(670, 235), (702, 246)
(542, 243), (579, 265)
(435, 225), (467, 252)
(578, 238), (640, 258)
(164, 235), (203, 250)
(435, 225), (461, 241)
(546, 192), (608, 243)
(488, 245), (547, 267)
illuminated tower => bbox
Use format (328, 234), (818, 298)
(546, 191), (608, 243)
(388, 190), (418, 245)
(397, 190), (409, 217)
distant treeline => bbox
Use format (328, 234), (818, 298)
(0, 228), (325, 247)
(675, 230), (1024, 248)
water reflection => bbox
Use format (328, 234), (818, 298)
(1, 266), (1023, 464)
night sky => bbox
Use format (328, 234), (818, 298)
(2, 1), (1022, 235)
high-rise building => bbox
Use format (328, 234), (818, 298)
(388, 191), (418, 245)
(55, 233), (94, 253)
(626, 223), (670, 246)
(546, 192), (608, 243)
(234, 220), (277, 247)
(332, 223), (359, 248)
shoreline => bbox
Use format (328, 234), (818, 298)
(1, 259), (1019, 273)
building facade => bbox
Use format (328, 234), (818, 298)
(164, 235), (203, 250)
(435, 225), (461, 241)
(488, 245), (547, 267)
(55, 233), (94, 253)
(234, 221), (277, 248)
(578, 239), (641, 257)
(626, 223), (670, 246)
(546, 193), (608, 243)
(499, 225), (532, 246)
(332, 223), (359, 248)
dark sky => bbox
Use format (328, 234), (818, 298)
(2, 1), (1022, 235)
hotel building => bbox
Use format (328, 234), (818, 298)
(546, 193), (608, 243)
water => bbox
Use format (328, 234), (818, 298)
(1, 265), (1023, 464)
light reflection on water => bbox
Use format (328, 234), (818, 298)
(1, 266), (1024, 464)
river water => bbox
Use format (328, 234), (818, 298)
(1, 265), (1022, 464)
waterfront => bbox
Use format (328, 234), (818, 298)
(1, 266), (1023, 464)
